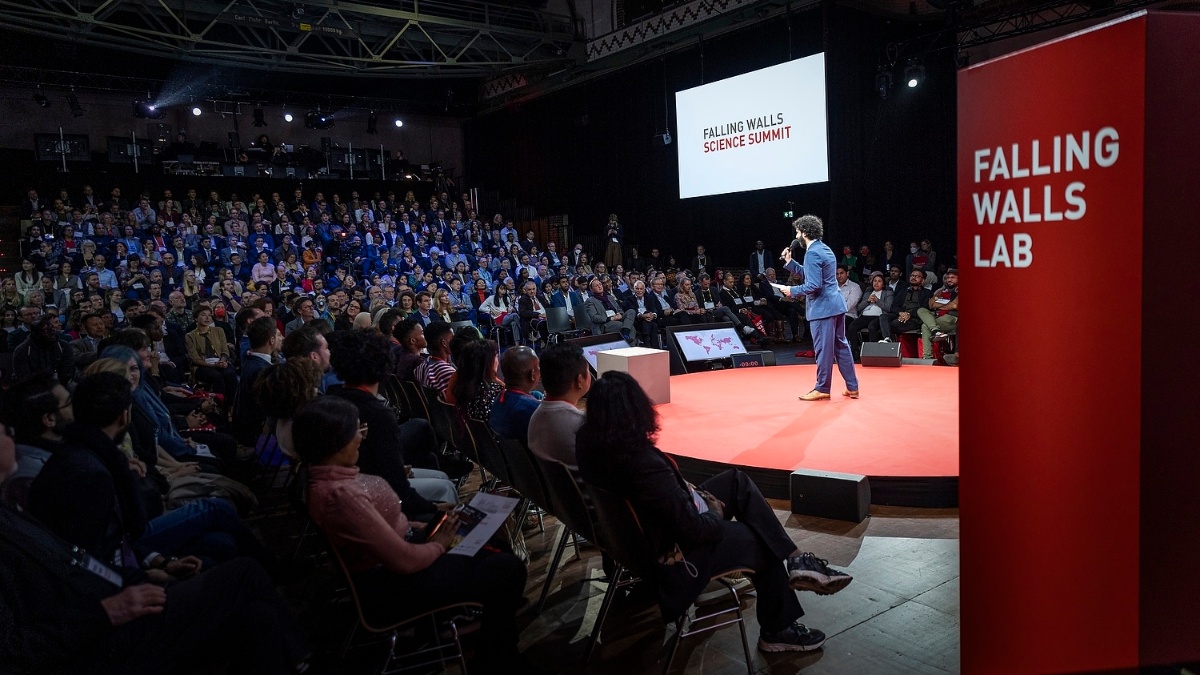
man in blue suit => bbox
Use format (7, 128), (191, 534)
(782, 215), (859, 401)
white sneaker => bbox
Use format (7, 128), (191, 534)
(878, 338), (891, 343)
(742, 325), (755, 335)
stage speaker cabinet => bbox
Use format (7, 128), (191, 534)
(861, 341), (902, 367)
(790, 469), (870, 523)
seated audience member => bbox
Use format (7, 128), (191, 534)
(254, 357), (323, 458)
(186, 304), (238, 395)
(847, 272), (893, 361)
(297, 396), (539, 672)
(527, 343), (589, 472)
(488, 346), (542, 444)
(881, 269), (933, 344)
(576, 371), (853, 654)
(515, 280), (548, 345)
(12, 314), (74, 384)
(917, 268), (958, 358)
(444, 339), (504, 422)
(0, 420), (311, 674)
(625, 280), (661, 346)
(0, 374), (73, 508)
(280, 323), (333, 391)
(414, 320), (455, 394)
(582, 277), (635, 343)
(327, 329), (459, 517)
(390, 317), (426, 382)
(28, 373), (281, 575)
(232, 316), (280, 445)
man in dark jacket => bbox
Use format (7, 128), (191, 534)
(231, 316), (278, 445)
(881, 269), (934, 344)
(13, 315), (74, 384)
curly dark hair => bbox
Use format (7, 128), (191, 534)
(577, 371), (659, 454)
(328, 328), (392, 386)
(254, 358), (323, 419)
(792, 214), (824, 241)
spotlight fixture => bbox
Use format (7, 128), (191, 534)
(33, 89), (50, 108)
(904, 60), (925, 88)
(67, 93), (84, 117)
(252, 107), (267, 127)
(394, 119), (403, 128)
(284, 113), (294, 122)
(133, 100), (167, 119)
(192, 106), (203, 116)
(304, 110), (334, 130)
(366, 112), (378, 134)
(875, 67), (894, 100)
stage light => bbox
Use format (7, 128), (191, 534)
(875, 68), (893, 100)
(304, 110), (333, 130)
(33, 90), (50, 108)
(366, 112), (378, 134)
(252, 107), (267, 127)
(191, 106), (202, 116)
(904, 61), (925, 88)
(394, 119), (403, 128)
(284, 113), (294, 122)
(68, 93), (84, 117)
(133, 100), (166, 119)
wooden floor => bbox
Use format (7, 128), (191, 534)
(517, 500), (960, 674)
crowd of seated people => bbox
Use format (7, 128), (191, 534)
(1, 182), (954, 670)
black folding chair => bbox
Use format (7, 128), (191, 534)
(584, 484), (753, 673)
(534, 457), (597, 612)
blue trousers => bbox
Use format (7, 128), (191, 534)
(809, 314), (858, 393)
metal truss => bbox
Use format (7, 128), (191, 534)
(0, 0), (585, 78)
(0, 64), (459, 114)
(891, 0), (1162, 60)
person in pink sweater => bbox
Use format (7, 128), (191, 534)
(295, 396), (538, 672)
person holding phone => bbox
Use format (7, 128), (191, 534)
(297, 397), (541, 671)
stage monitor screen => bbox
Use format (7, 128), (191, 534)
(579, 339), (630, 372)
(671, 325), (749, 361)
(675, 53), (828, 198)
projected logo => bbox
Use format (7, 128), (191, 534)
(676, 53), (829, 198)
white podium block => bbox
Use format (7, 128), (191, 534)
(596, 347), (671, 404)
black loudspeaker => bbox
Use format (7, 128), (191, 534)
(861, 341), (902, 367)
(790, 469), (870, 523)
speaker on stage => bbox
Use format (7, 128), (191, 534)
(861, 341), (902, 367)
(790, 469), (870, 523)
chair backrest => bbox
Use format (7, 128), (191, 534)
(402, 380), (430, 420)
(380, 374), (408, 417)
(496, 436), (549, 509)
(586, 483), (657, 577)
(545, 306), (571, 334)
(465, 417), (511, 486)
(536, 457), (596, 542)
(424, 388), (460, 450)
(571, 299), (590, 329)
(449, 320), (475, 334)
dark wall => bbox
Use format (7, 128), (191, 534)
(464, 7), (957, 269)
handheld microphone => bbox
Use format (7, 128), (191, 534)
(780, 239), (801, 261)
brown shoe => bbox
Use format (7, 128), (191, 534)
(842, 390), (859, 399)
(799, 390), (831, 401)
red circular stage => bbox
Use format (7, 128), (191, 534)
(656, 365), (959, 507)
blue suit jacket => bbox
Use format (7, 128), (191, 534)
(785, 240), (847, 321)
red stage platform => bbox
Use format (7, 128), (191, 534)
(657, 365), (959, 507)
